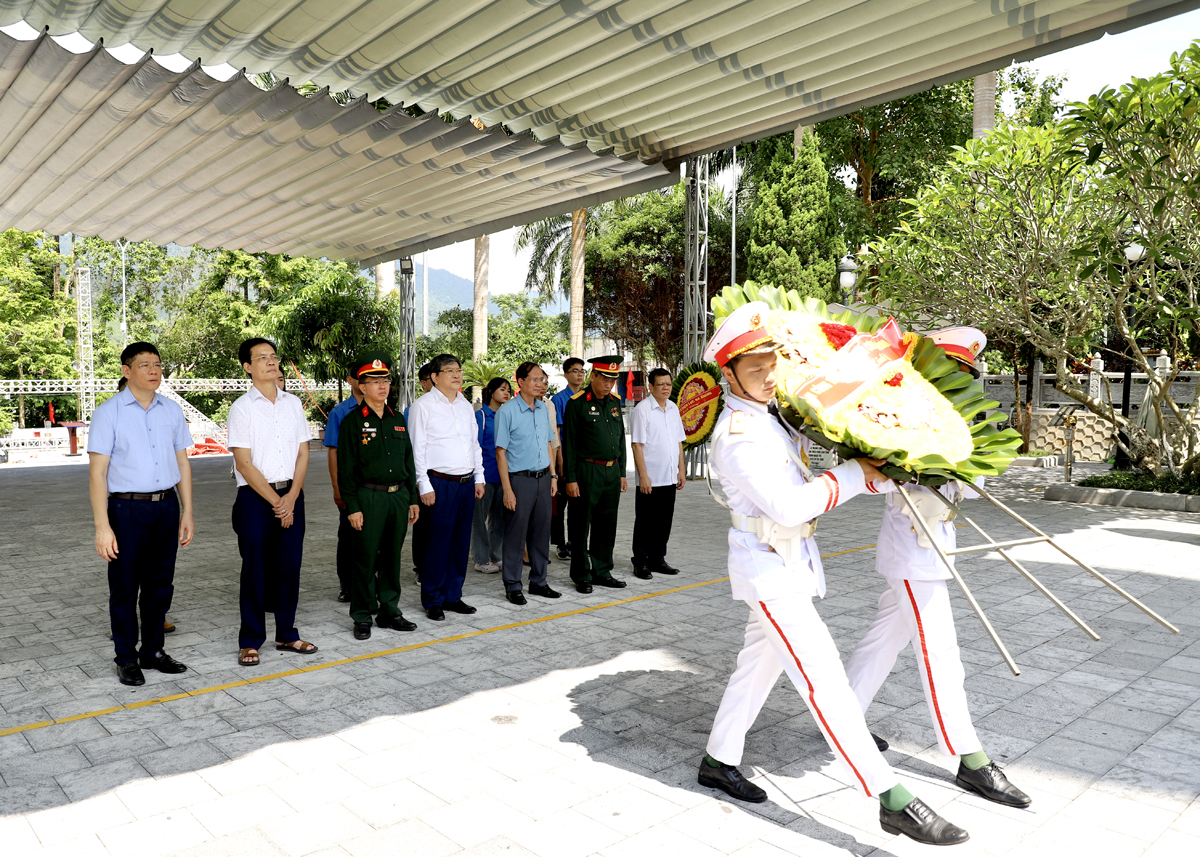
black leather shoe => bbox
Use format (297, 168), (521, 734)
(528, 583), (561, 599)
(654, 562), (680, 575)
(575, 582), (593, 594)
(594, 577), (627, 589)
(880, 797), (970, 845)
(117, 662), (145, 686)
(697, 759), (767, 803)
(557, 544), (571, 559)
(377, 616), (417, 632)
(506, 590), (527, 605)
(337, 589), (350, 603)
(427, 606), (445, 621)
(872, 732), (889, 752)
(956, 761), (1032, 808)
(633, 566), (652, 580)
(354, 622), (372, 639)
(139, 651), (187, 674)
(445, 600), (477, 614)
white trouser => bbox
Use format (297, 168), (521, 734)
(706, 596), (900, 798)
(845, 578), (982, 757)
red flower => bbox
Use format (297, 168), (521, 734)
(819, 322), (858, 350)
(885, 373), (903, 387)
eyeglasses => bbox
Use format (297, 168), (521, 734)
(130, 361), (163, 371)
(251, 354), (282, 365)
(361, 378), (391, 387)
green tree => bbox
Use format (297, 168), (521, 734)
(416, 294), (569, 378)
(0, 229), (73, 428)
(745, 132), (844, 301)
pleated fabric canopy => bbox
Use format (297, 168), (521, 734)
(2, 0), (1196, 167)
(0, 28), (674, 264)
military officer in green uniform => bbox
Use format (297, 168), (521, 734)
(562, 356), (629, 593)
(337, 351), (420, 640)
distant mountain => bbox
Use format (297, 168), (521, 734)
(402, 262), (568, 327)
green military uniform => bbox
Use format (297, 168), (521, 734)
(562, 356), (627, 587)
(337, 353), (418, 627)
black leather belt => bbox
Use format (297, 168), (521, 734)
(109, 490), (173, 501)
(511, 468), (552, 478)
(269, 479), (293, 491)
(582, 458), (616, 467)
(429, 469), (474, 483)
(365, 482), (404, 493)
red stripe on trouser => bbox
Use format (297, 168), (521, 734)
(903, 580), (956, 755)
(758, 601), (872, 796)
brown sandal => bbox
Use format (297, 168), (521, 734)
(238, 648), (260, 666)
(275, 640), (318, 655)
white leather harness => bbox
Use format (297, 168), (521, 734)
(891, 482), (962, 548)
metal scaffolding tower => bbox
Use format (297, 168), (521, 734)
(75, 267), (96, 420)
(396, 257), (418, 410)
(683, 156), (710, 365)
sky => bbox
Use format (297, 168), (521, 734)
(5, 10), (1200, 295)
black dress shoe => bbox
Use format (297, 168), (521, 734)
(557, 544), (571, 560)
(445, 600), (477, 614)
(117, 662), (145, 686)
(697, 759), (767, 803)
(506, 590), (527, 605)
(654, 562), (680, 575)
(880, 797), (970, 845)
(354, 622), (372, 640)
(377, 615), (417, 632)
(337, 589), (350, 603)
(427, 606), (445, 621)
(139, 651), (187, 674)
(575, 582), (593, 594)
(872, 732), (889, 752)
(593, 577), (627, 589)
(528, 582), (561, 599)
(633, 567), (652, 580)
(956, 761), (1032, 808)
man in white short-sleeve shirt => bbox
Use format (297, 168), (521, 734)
(227, 337), (316, 668)
(629, 368), (687, 578)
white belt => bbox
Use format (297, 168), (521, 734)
(731, 512), (817, 563)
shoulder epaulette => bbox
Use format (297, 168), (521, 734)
(571, 389), (586, 400)
(730, 411), (746, 434)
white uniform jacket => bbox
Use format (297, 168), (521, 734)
(876, 479), (983, 581)
(710, 394), (880, 601)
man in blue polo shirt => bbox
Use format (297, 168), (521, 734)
(495, 361), (561, 604)
(324, 363), (363, 603)
(549, 356), (585, 559)
(88, 342), (195, 687)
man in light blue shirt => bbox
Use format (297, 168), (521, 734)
(495, 361), (560, 604)
(88, 342), (195, 687)
(323, 364), (363, 603)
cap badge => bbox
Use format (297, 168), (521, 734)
(970, 341), (981, 355)
(750, 313), (762, 329)
(371, 359), (383, 369)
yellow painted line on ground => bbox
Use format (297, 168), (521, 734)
(0, 542), (882, 738)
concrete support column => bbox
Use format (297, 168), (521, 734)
(375, 262), (395, 298)
(473, 235), (489, 361)
(973, 72), (997, 138)
(570, 208), (586, 357)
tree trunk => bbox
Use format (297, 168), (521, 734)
(570, 208), (586, 357)
(793, 124), (806, 158)
(973, 72), (997, 138)
(52, 235), (61, 298)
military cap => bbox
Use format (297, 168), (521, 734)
(354, 350), (392, 380)
(928, 327), (986, 376)
(588, 355), (624, 378)
(703, 301), (777, 367)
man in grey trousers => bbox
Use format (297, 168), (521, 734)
(495, 361), (562, 604)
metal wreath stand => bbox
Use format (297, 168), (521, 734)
(894, 481), (1179, 676)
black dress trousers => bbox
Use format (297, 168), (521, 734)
(631, 484), (677, 568)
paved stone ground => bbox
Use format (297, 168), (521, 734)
(0, 453), (1198, 857)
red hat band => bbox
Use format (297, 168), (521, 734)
(716, 329), (774, 367)
(590, 362), (620, 373)
(934, 342), (974, 363)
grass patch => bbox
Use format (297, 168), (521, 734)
(1076, 471), (1200, 495)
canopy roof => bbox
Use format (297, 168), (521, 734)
(1, 0), (1197, 259)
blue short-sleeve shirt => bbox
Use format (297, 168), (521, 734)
(88, 388), (193, 492)
(494, 395), (552, 473)
(323, 395), (360, 449)
(551, 387), (574, 427)
(476, 405), (500, 483)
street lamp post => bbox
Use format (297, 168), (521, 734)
(1115, 239), (1147, 469)
(837, 254), (859, 304)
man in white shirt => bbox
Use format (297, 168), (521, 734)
(630, 367), (686, 579)
(227, 338), (317, 668)
(407, 353), (486, 621)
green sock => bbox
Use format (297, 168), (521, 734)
(704, 754), (724, 768)
(879, 784), (914, 812)
(961, 750), (990, 770)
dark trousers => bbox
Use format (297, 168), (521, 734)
(502, 472), (552, 592)
(568, 461), (621, 583)
(350, 489), (409, 624)
(419, 477), (475, 609)
(336, 504), (352, 590)
(412, 503), (430, 578)
(472, 482), (504, 564)
(233, 486), (304, 649)
(632, 484), (678, 567)
(550, 479), (569, 548)
(107, 492), (179, 665)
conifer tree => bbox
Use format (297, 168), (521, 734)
(745, 132), (844, 300)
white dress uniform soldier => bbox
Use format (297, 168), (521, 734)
(845, 327), (1031, 808)
(697, 303), (970, 847)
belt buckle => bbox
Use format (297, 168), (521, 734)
(387, 485), (399, 493)
(151, 493), (161, 502)
(605, 460), (612, 467)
